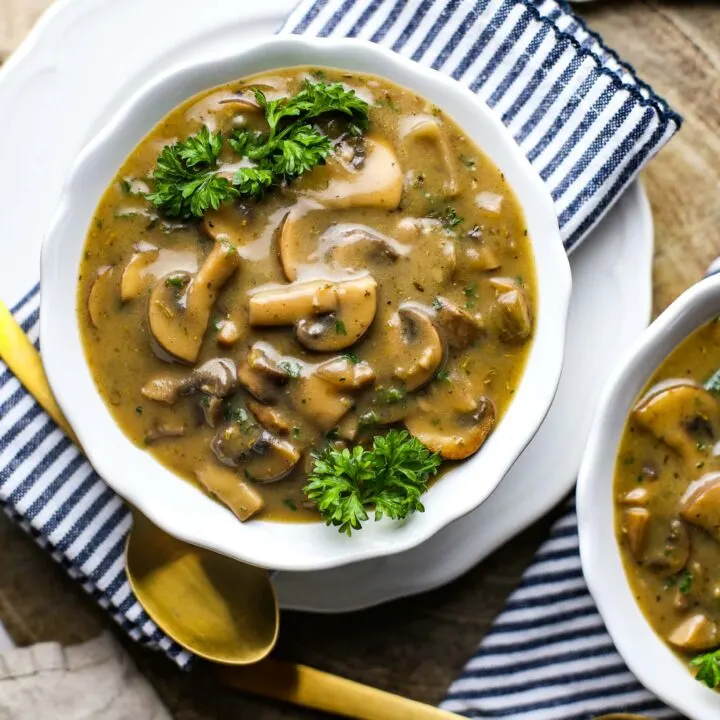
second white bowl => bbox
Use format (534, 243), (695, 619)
(578, 275), (720, 719)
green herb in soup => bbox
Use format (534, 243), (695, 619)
(78, 66), (536, 531)
(615, 318), (720, 688)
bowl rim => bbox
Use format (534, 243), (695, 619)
(577, 274), (720, 719)
(40, 34), (570, 572)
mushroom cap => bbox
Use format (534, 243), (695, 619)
(276, 201), (324, 282)
(633, 380), (719, 461)
(405, 395), (497, 460)
(211, 421), (263, 468)
(400, 115), (458, 198)
(680, 472), (720, 541)
(316, 224), (408, 275)
(388, 304), (444, 392)
(147, 240), (239, 363)
(301, 136), (403, 210)
(296, 276), (378, 352)
(433, 297), (484, 350)
(87, 265), (116, 328)
(244, 432), (301, 483)
(493, 288), (533, 343)
(120, 246), (159, 301)
(668, 613), (720, 651)
(632, 516), (690, 578)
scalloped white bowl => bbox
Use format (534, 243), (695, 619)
(41, 35), (570, 572)
(578, 274), (720, 720)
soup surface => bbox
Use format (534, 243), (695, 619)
(615, 319), (720, 687)
(78, 66), (535, 530)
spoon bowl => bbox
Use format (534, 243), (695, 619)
(126, 510), (278, 665)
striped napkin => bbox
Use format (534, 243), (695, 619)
(441, 501), (681, 719)
(0, 0), (680, 713)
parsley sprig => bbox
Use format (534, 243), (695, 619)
(146, 126), (238, 219)
(147, 81), (369, 219)
(304, 430), (441, 536)
(691, 649), (720, 689)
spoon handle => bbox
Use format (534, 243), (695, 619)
(0, 302), (78, 442)
(216, 659), (463, 719)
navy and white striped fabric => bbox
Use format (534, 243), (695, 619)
(0, 0), (680, 706)
(280, 0), (681, 250)
(441, 502), (680, 719)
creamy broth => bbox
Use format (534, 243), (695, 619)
(615, 319), (720, 684)
(78, 67), (536, 525)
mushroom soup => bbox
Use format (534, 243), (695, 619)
(78, 67), (536, 530)
(615, 318), (720, 685)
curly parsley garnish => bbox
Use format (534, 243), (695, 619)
(304, 430), (441, 536)
(147, 81), (369, 219)
(691, 649), (720, 689)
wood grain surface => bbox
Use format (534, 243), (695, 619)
(0, 1), (717, 717)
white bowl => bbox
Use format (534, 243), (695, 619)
(41, 35), (570, 572)
(578, 275), (720, 719)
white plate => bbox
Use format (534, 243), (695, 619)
(0, 0), (652, 609)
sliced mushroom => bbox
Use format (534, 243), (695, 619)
(249, 279), (338, 325)
(316, 356), (376, 389)
(465, 245), (501, 272)
(216, 318), (240, 346)
(621, 507), (650, 557)
(148, 240), (240, 363)
(303, 136), (403, 210)
(405, 396), (496, 460)
(633, 381), (720, 460)
(244, 432), (301, 483)
(120, 244), (159, 301)
(247, 343), (293, 381)
(681, 473), (720, 541)
(401, 116), (458, 198)
(416, 369), (478, 414)
(636, 516), (690, 578)
(388, 304), (444, 391)
(276, 200), (324, 282)
(202, 202), (251, 245)
(619, 487), (650, 506)
(247, 399), (294, 435)
(211, 421), (263, 468)
(668, 613), (720, 651)
(144, 421), (186, 443)
(141, 358), (237, 404)
(87, 266), (115, 328)
(249, 276), (378, 352)
(121, 245), (198, 301)
(195, 463), (264, 522)
(292, 375), (353, 431)
(316, 224), (408, 275)
(493, 288), (533, 343)
(433, 298), (484, 350)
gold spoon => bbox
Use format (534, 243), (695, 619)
(0, 300), (463, 719)
(593, 716), (651, 719)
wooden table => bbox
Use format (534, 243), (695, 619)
(1, 1), (718, 717)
